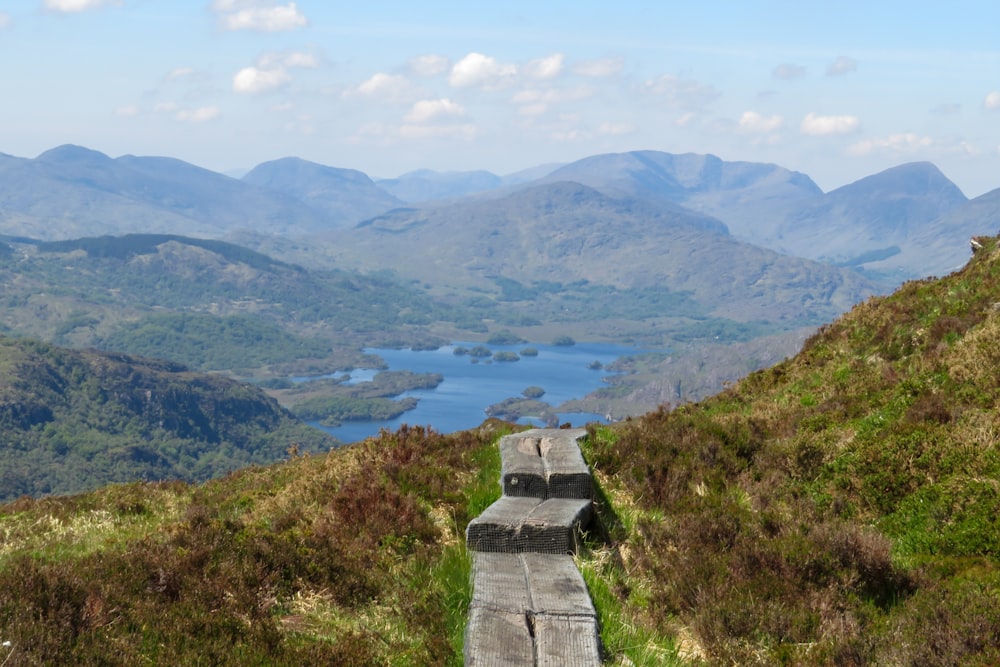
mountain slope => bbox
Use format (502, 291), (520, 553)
(583, 233), (1000, 663)
(0, 146), (335, 240)
(0, 336), (335, 500)
(538, 151), (973, 281)
(329, 181), (874, 326)
(773, 162), (969, 269)
(540, 149), (823, 232)
(376, 168), (503, 202)
(865, 185), (1000, 278)
(0, 423), (502, 664)
(242, 156), (403, 225)
(0, 233), (459, 367)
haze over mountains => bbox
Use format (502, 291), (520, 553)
(0, 144), (993, 288)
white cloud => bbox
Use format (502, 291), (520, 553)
(772, 63), (806, 80)
(826, 56), (857, 77)
(800, 112), (860, 136)
(114, 104), (139, 117)
(153, 102), (179, 113)
(449, 52), (517, 89)
(0, 12), (10, 28)
(739, 111), (784, 133)
(213, 1), (306, 32)
(404, 98), (465, 124)
(642, 74), (719, 110)
(233, 66), (291, 94)
(573, 56), (624, 78)
(43, 0), (120, 11)
(175, 106), (220, 123)
(231, 51), (316, 94)
(985, 91), (1000, 110)
(350, 72), (420, 101)
(523, 53), (565, 80)
(408, 54), (451, 77)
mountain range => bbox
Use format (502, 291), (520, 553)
(0, 145), (994, 286)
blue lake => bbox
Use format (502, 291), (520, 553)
(312, 341), (643, 443)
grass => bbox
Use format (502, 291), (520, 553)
(7, 237), (1000, 664)
(0, 422), (515, 665)
(571, 237), (1000, 664)
(577, 427), (683, 665)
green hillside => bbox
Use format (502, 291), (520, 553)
(582, 235), (1000, 663)
(0, 336), (335, 500)
(3, 236), (1000, 664)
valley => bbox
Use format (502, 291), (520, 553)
(0, 144), (995, 494)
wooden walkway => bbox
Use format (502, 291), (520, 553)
(464, 428), (602, 666)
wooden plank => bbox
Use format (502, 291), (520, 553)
(521, 553), (596, 617)
(533, 615), (602, 666)
(464, 607), (534, 667)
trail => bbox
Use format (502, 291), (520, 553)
(464, 428), (602, 665)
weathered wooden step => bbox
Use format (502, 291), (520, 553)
(500, 428), (592, 500)
(465, 553), (601, 666)
(466, 496), (592, 554)
(465, 606), (601, 666)
(469, 553), (595, 617)
(464, 607), (535, 667)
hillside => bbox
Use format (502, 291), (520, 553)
(3, 236), (1000, 664)
(320, 181), (875, 328)
(0, 233), (463, 370)
(242, 157), (403, 226)
(536, 151), (975, 282)
(582, 234), (1000, 663)
(0, 336), (335, 501)
(774, 162), (969, 274)
(0, 146), (334, 239)
(865, 186), (1000, 280)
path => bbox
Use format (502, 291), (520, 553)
(464, 428), (602, 666)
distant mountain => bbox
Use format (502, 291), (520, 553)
(536, 151), (976, 281)
(540, 150), (822, 227)
(866, 186), (1000, 278)
(376, 163), (564, 202)
(377, 169), (503, 203)
(0, 335), (334, 500)
(326, 181), (875, 326)
(0, 145), (335, 239)
(242, 157), (403, 224)
(771, 162), (969, 271)
(2, 143), (991, 289)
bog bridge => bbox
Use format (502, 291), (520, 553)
(464, 428), (602, 665)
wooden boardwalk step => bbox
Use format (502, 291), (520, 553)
(466, 496), (592, 554)
(464, 553), (601, 666)
(500, 428), (592, 500)
(464, 427), (601, 665)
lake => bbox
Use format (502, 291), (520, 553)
(313, 341), (643, 443)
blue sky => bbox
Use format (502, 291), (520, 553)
(2, 1), (999, 195)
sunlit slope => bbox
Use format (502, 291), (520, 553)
(585, 234), (1000, 663)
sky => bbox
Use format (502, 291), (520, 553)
(1, 1), (999, 196)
